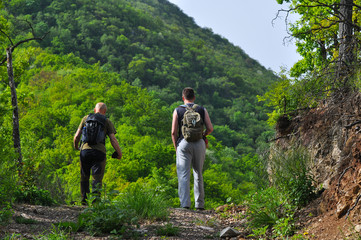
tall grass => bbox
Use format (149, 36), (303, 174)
(269, 145), (316, 207)
(78, 181), (170, 235)
(117, 183), (169, 221)
(79, 200), (137, 235)
(246, 146), (316, 239)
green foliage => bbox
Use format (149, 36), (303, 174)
(15, 215), (38, 224)
(257, 70), (322, 126)
(274, 0), (361, 101)
(269, 146), (316, 207)
(116, 180), (170, 221)
(275, 0), (344, 77)
(0, 151), (17, 207)
(156, 223), (180, 237)
(2, 233), (23, 240)
(78, 200), (137, 235)
(4, 0), (277, 155)
(248, 225), (268, 239)
(245, 146), (316, 238)
(0, 207), (12, 226)
(14, 185), (57, 206)
(55, 221), (81, 233)
(78, 181), (169, 235)
(245, 187), (296, 239)
(0, 0), (278, 213)
(34, 226), (71, 240)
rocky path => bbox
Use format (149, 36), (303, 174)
(0, 204), (247, 239)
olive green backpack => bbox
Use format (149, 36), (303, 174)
(181, 104), (204, 142)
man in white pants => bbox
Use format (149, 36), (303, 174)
(171, 87), (213, 210)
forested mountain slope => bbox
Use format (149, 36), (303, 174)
(3, 0), (277, 153)
(0, 0), (276, 208)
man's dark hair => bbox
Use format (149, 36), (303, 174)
(182, 87), (195, 100)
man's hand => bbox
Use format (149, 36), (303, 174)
(109, 133), (122, 160)
(112, 151), (122, 159)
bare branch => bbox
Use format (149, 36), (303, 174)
(11, 31), (49, 52)
(0, 28), (14, 46)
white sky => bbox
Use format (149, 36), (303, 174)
(168, 0), (301, 73)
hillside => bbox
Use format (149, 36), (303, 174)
(273, 92), (361, 239)
(0, 0), (278, 212)
(2, 0), (277, 153)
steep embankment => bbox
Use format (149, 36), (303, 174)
(276, 92), (361, 238)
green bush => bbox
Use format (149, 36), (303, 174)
(246, 146), (315, 239)
(78, 200), (137, 234)
(0, 151), (17, 207)
(15, 215), (38, 224)
(269, 146), (316, 207)
(0, 207), (12, 226)
(246, 187), (293, 228)
(34, 226), (70, 240)
(2, 233), (22, 240)
(245, 187), (296, 239)
(14, 185), (57, 206)
(78, 181), (170, 235)
(156, 223), (180, 236)
(117, 181), (170, 221)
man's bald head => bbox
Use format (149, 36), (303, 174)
(94, 102), (107, 115)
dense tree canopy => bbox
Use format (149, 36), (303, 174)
(276, 0), (360, 81)
(0, 0), (276, 207)
(259, 0), (361, 124)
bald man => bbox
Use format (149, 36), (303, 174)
(74, 102), (122, 205)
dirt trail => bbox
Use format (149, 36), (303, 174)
(3, 200), (360, 239)
(0, 204), (244, 239)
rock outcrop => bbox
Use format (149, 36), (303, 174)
(274, 92), (361, 219)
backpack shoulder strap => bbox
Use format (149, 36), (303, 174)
(181, 104), (198, 110)
(191, 104), (199, 110)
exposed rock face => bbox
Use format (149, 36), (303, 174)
(274, 92), (361, 218)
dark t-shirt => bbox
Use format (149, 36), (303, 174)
(176, 103), (205, 145)
(78, 113), (117, 154)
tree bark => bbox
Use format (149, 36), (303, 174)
(6, 46), (23, 171)
(338, 0), (354, 81)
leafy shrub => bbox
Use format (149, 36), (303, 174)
(34, 226), (70, 240)
(245, 187), (296, 239)
(269, 146), (316, 207)
(156, 223), (179, 236)
(246, 187), (293, 228)
(14, 185), (57, 206)
(246, 146), (315, 239)
(78, 200), (137, 234)
(2, 233), (22, 240)
(15, 215), (38, 224)
(78, 180), (170, 235)
(0, 151), (17, 207)
(117, 181), (170, 221)
(54, 221), (80, 233)
(0, 207), (12, 226)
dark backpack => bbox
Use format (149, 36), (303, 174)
(81, 113), (106, 145)
(181, 104), (204, 142)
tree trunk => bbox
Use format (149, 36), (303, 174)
(6, 47), (23, 171)
(338, 0), (354, 82)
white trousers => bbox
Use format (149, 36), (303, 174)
(176, 139), (206, 208)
